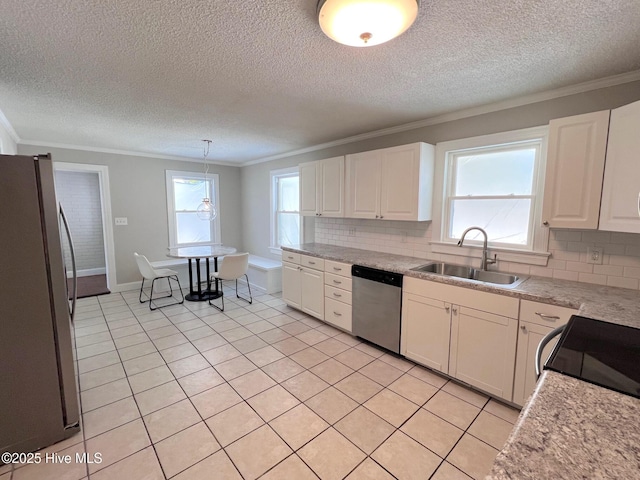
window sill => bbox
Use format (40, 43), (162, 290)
(430, 241), (550, 266)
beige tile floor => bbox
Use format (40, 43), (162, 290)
(2, 286), (521, 480)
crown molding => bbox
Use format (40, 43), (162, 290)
(0, 107), (20, 143)
(240, 69), (640, 166)
(18, 140), (240, 167)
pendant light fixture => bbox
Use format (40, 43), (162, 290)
(317, 0), (419, 47)
(197, 139), (217, 221)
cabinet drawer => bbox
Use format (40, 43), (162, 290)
(324, 273), (352, 291)
(325, 285), (352, 304)
(324, 260), (352, 277)
(300, 254), (324, 270)
(282, 251), (300, 264)
(520, 300), (577, 328)
(325, 297), (352, 332)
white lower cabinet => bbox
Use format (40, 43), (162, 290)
(512, 301), (577, 406)
(401, 293), (451, 374)
(282, 254), (325, 320)
(449, 306), (518, 400)
(402, 277), (519, 403)
(300, 266), (324, 319)
(324, 260), (352, 332)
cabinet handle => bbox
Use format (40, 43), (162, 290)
(308, 261), (316, 265)
(535, 312), (560, 321)
(452, 307), (458, 314)
(521, 325), (527, 332)
(287, 255), (294, 260)
(333, 311), (342, 316)
(543, 221), (549, 226)
(375, 215), (379, 218)
(380, 215), (384, 219)
(445, 306), (450, 313)
(332, 279), (342, 284)
(333, 292), (342, 298)
(333, 267), (342, 271)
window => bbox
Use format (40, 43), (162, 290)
(270, 167), (300, 252)
(433, 126), (549, 261)
(166, 170), (221, 247)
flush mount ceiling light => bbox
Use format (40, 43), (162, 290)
(317, 0), (419, 47)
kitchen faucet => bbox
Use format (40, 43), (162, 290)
(457, 226), (497, 271)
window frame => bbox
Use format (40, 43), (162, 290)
(432, 126), (551, 265)
(269, 166), (301, 255)
(165, 170), (221, 248)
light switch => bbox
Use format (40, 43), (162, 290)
(115, 217), (128, 226)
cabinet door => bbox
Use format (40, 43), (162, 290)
(542, 110), (610, 229)
(320, 156), (345, 217)
(300, 267), (324, 319)
(401, 293), (451, 374)
(379, 144), (422, 221)
(345, 150), (381, 218)
(300, 161), (319, 216)
(599, 100), (640, 233)
(450, 306), (517, 401)
(282, 262), (301, 309)
(512, 322), (559, 407)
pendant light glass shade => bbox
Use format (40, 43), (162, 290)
(317, 0), (419, 47)
(197, 197), (217, 221)
(199, 139), (217, 222)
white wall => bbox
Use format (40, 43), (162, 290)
(54, 171), (106, 274)
(0, 120), (17, 154)
(17, 144), (243, 286)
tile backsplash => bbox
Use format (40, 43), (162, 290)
(315, 218), (640, 291)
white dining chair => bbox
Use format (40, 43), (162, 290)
(209, 253), (252, 311)
(134, 252), (184, 310)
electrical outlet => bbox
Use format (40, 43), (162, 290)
(587, 246), (603, 265)
(115, 217), (128, 226)
(348, 227), (356, 236)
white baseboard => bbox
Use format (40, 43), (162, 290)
(67, 267), (107, 278)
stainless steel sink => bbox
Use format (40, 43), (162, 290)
(411, 262), (527, 288)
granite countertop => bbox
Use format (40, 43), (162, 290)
(283, 243), (640, 328)
(283, 243), (640, 479)
(488, 372), (640, 480)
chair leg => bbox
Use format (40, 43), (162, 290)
(235, 275), (253, 305)
(170, 276), (185, 305)
(142, 276), (185, 311)
(139, 278), (147, 304)
(208, 280), (225, 312)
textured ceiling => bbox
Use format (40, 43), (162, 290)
(1, 0), (639, 164)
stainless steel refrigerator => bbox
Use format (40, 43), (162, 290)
(0, 153), (80, 457)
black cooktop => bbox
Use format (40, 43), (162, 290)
(545, 315), (640, 399)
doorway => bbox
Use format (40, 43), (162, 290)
(53, 162), (117, 296)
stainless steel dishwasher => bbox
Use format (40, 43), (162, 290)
(351, 265), (403, 354)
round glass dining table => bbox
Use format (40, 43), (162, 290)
(167, 245), (236, 301)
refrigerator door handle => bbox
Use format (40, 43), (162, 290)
(59, 204), (77, 323)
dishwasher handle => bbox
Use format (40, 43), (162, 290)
(535, 324), (566, 379)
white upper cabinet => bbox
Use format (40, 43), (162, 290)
(346, 142), (434, 221)
(300, 161), (319, 216)
(345, 149), (382, 218)
(300, 156), (345, 217)
(599, 100), (640, 233)
(541, 110), (610, 229)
